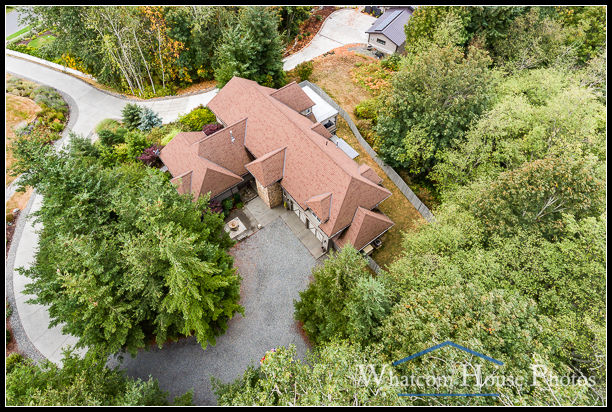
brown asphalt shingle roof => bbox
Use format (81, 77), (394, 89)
(245, 147), (286, 187)
(207, 77), (392, 238)
(270, 81), (316, 113)
(305, 192), (333, 222)
(359, 164), (384, 185)
(335, 207), (394, 251)
(161, 118), (250, 199)
(311, 122), (332, 139)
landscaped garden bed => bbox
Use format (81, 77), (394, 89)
(5, 75), (70, 249)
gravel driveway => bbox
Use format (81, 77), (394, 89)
(114, 218), (316, 405)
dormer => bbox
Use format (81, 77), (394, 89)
(270, 82), (315, 115)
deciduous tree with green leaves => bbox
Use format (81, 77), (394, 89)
(376, 17), (495, 178)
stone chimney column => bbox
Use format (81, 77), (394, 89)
(256, 179), (282, 208)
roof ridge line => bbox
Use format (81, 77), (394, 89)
(269, 81), (299, 95)
(189, 117), (248, 147)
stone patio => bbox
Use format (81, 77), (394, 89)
(243, 197), (326, 260)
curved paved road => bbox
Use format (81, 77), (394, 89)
(6, 55), (219, 365)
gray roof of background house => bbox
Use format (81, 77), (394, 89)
(365, 7), (413, 47)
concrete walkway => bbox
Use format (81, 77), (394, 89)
(283, 8), (376, 71)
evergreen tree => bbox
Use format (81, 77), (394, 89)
(13, 140), (244, 355)
(214, 6), (285, 88)
(121, 103), (143, 130)
(137, 106), (163, 132)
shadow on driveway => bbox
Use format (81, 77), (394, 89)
(113, 218), (315, 405)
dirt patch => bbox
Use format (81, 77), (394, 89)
(5, 94), (42, 187)
(175, 79), (217, 96)
(308, 44), (376, 113)
(283, 6), (338, 58)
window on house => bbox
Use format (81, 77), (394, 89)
(376, 38), (386, 45)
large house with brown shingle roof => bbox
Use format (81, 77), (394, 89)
(160, 76), (393, 253)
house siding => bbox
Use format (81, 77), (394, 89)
(368, 33), (398, 55)
(283, 189), (330, 251)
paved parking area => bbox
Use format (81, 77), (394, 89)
(244, 196), (326, 259)
(115, 218), (316, 405)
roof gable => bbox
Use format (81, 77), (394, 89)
(195, 118), (250, 177)
(311, 122), (332, 139)
(336, 207), (394, 251)
(269, 81), (315, 113)
(305, 192), (332, 222)
(245, 146), (286, 187)
(359, 164), (383, 185)
(170, 170), (192, 195)
(199, 164), (243, 198)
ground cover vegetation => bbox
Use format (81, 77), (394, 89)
(215, 6), (606, 406)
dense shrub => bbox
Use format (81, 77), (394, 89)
(67, 133), (100, 159)
(202, 123), (223, 136)
(95, 118), (121, 134)
(160, 128), (182, 146)
(97, 128), (127, 147)
(178, 105), (216, 131)
(137, 144), (163, 166)
(6, 42), (42, 58)
(295, 61), (314, 81)
(125, 130), (149, 159)
(354, 98), (378, 121)
(380, 53), (401, 71)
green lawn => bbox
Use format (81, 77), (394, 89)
(27, 34), (55, 49)
(6, 25), (31, 40)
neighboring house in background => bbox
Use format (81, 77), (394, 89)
(160, 77), (394, 253)
(366, 6), (414, 55)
